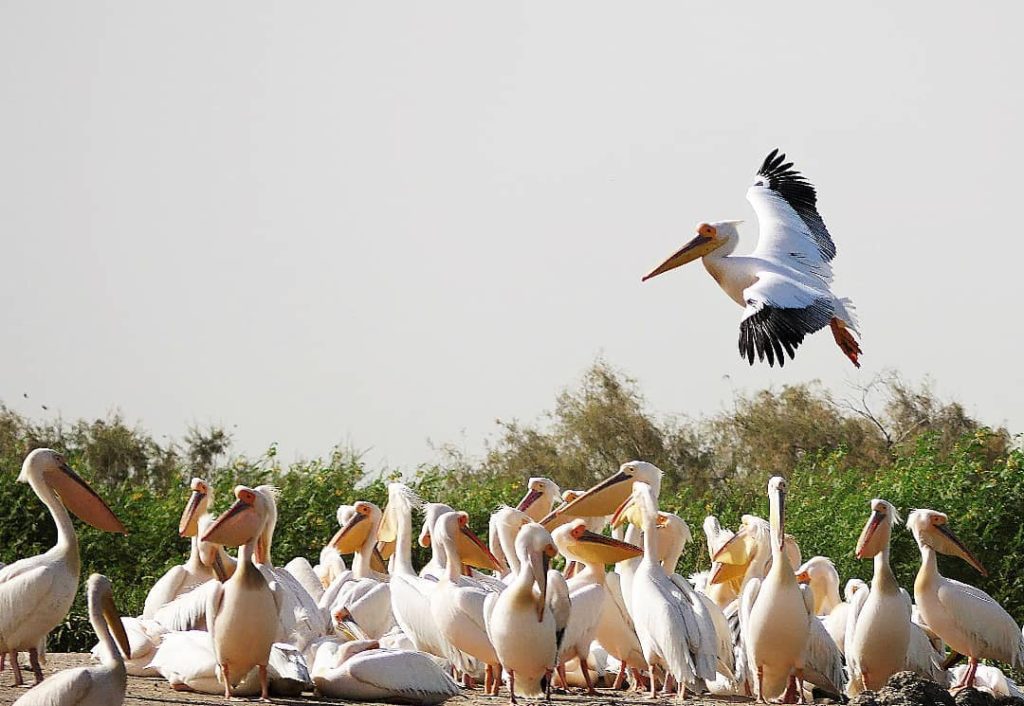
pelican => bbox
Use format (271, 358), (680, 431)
(515, 477), (562, 523)
(142, 478), (220, 619)
(484, 522), (560, 703)
(12, 574), (130, 706)
(552, 519), (644, 694)
(488, 506), (531, 582)
(907, 509), (1024, 688)
(201, 484), (283, 699)
(430, 511), (503, 695)
(794, 557), (849, 653)
(845, 500), (911, 694)
(642, 149), (861, 368)
(627, 481), (716, 698)
(742, 477), (813, 703)
(701, 516), (742, 609)
(0, 449), (126, 686)
(312, 638), (460, 705)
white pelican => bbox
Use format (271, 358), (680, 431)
(700, 516), (742, 609)
(742, 477), (813, 703)
(515, 477), (562, 523)
(627, 481), (716, 698)
(0, 449), (126, 686)
(950, 663), (1023, 699)
(142, 478), (220, 619)
(845, 500), (911, 694)
(484, 522), (560, 703)
(12, 574), (130, 706)
(431, 511), (503, 695)
(92, 617), (165, 677)
(907, 509), (1024, 688)
(642, 149), (861, 368)
(488, 506), (531, 582)
(201, 484), (283, 699)
(795, 556), (849, 653)
(552, 519), (644, 694)
(544, 461), (662, 525)
(312, 638), (460, 704)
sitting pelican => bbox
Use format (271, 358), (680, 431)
(142, 478), (220, 618)
(628, 481), (717, 698)
(515, 477), (562, 523)
(312, 639), (460, 705)
(0, 449), (125, 686)
(484, 522), (561, 703)
(907, 509), (1024, 688)
(642, 149), (861, 368)
(845, 500), (911, 694)
(12, 574), (130, 706)
(201, 485), (283, 699)
(742, 477), (812, 703)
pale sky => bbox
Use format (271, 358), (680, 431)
(1, 3), (1021, 472)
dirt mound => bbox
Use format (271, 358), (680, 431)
(850, 671), (955, 706)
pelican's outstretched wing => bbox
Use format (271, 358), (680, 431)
(748, 149), (836, 285)
(739, 272), (834, 367)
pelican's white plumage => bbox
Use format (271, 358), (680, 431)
(643, 150), (861, 368)
(13, 574), (130, 706)
(0, 449), (126, 686)
(908, 509), (1024, 689)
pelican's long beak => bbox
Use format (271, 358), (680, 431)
(576, 529), (643, 564)
(548, 470), (632, 521)
(708, 559), (747, 585)
(855, 511), (885, 559)
(771, 488), (786, 552)
(932, 523), (988, 576)
(377, 505), (397, 544)
(532, 550), (551, 622)
(642, 234), (717, 282)
(371, 544), (391, 574)
(101, 590), (132, 659)
(330, 512), (370, 554)
(211, 550), (232, 581)
(517, 489), (544, 513)
(712, 527), (752, 565)
(46, 462), (126, 534)
(203, 496), (262, 547)
(458, 523), (503, 571)
(179, 489), (207, 537)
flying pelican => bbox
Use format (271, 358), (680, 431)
(627, 481), (717, 699)
(515, 477), (562, 523)
(430, 511), (503, 695)
(201, 484), (283, 699)
(312, 638), (460, 705)
(0, 449), (126, 686)
(142, 478), (220, 618)
(12, 574), (130, 706)
(484, 522), (561, 703)
(907, 509), (1024, 689)
(642, 149), (861, 368)
(844, 500), (911, 694)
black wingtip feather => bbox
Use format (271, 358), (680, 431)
(738, 300), (834, 368)
(756, 149), (837, 263)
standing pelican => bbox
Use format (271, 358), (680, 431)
(484, 522), (560, 704)
(907, 509), (1024, 688)
(12, 574), (130, 706)
(201, 485), (283, 699)
(0, 449), (126, 686)
(845, 500), (911, 694)
(742, 477), (811, 702)
(642, 150), (861, 367)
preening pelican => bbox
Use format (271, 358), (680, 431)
(515, 477), (561, 523)
(907, 509), (1024, 688)
(312, 639), (460, 705)
(488, 506), (530, 582)
(484, 522), (561, 703)
(0, 449), (126, 686)
(845, 500), (911, 694)
(642, 149), (861, 368)
(627, 481), (716, 699)
(701, 516), (741, 609)
(12, 574), (130, 706)
(201, 485), (283, 699)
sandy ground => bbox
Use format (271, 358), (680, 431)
(0, 653), (748, 705)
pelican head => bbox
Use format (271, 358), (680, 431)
(642, 220), (742, 282)
(515, 522), (558, 621)
(202, 485), (271, 548)
(330, 500), (381, 554)
(767, 476), (788, 551)
(844, 578), (867, 601)
(795, 556), (839, 593)
(906, 509), (987, 576)
(855, 498), (902, 559)
(335, 639), (381, 664)
(87, 573), (132, 660)
(516, 477), (562, 520)
(18, 448), (126, 533)
(554, 460), (662, 527)
(435, 511), (502, 571)
(379, 483), (423, 544)
(179, 478), (212, 537)
(552, 519), (642, 567)
(418, 502), (456, 548)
